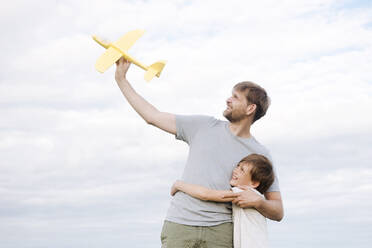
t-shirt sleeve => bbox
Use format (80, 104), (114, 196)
(175, 114), (216, 144)
(267, 173), (280, 192)
(263, 152), (280, 193)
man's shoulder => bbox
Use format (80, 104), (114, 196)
(179, 114), (222, 127)
(176, 114), (219, 122)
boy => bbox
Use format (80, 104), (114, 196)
(171, 153), (275, 248)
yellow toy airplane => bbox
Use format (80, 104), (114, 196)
(93, 29), (166, 82)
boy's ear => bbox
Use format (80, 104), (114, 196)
(251, 181), (260, 189)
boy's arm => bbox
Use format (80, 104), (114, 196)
(115, 58), (176, 135)
(171, 180), (236, 202)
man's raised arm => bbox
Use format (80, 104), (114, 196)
(115, 58), (176, 135)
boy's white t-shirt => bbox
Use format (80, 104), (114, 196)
(232, 187), (269, 248)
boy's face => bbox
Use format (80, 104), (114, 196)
(230, 162), (258, 188)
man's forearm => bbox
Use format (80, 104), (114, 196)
(256, 198), (284, 221)
(114, 58), (176, 134)
(116, 78), (159, 124)
(232, 190), (284, 221)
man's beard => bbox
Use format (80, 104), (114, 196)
(223, 108), (245, 123)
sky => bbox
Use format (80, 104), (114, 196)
(1, 0), (372, 247)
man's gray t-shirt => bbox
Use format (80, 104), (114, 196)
(165, 115), (280, 226)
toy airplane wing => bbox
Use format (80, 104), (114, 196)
(93, 29), (166, 81)
(94, 30), (145, 73)
(95, 47), (122, 73)
(114, 29), (145, 51)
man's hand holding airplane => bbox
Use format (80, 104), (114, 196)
(115, 58), (131, 82)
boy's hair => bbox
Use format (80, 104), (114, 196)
(238, 153), (274, 194)
(233, 81), (270, 123)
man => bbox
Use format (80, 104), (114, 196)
(114, 58), (283, 248)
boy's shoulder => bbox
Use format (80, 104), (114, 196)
(231, 187), (263, 197)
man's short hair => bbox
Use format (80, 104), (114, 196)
(238, 153), (274, 194)
(233, 81), (270, 123)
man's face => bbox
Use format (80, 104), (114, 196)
(230, 162), (256, 187)
(223, 89), (249, 122)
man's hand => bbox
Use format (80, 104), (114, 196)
(170, 181), (180, 196)
(115, 57), (131, 82)
(231, 186), (263, 208)
(224, 186), (284, 221)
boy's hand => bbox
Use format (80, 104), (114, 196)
(115, 57), (131, 82)
(170, 181), (180, 196)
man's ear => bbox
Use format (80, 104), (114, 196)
(251, 181), (260, 189)
(246, 104), (256, 116)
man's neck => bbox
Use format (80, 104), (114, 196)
(228, 119), (252, 138)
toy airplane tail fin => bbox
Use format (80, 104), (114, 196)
(144, 60), (166, 82)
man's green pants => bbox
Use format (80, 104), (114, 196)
(161, 220), (233, 248)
